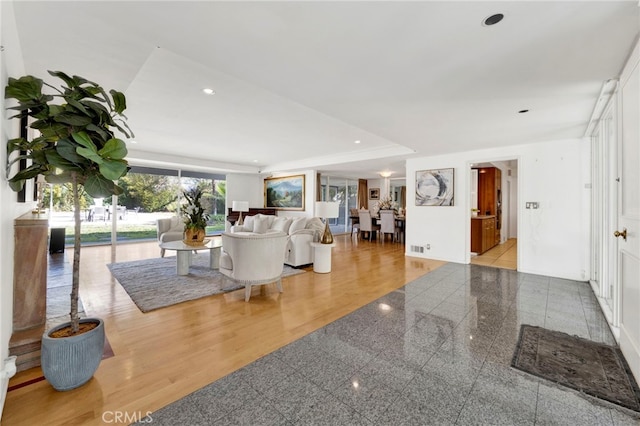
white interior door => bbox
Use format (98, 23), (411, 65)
(617, 44), (640, 383)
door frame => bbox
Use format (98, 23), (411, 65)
(466, 157), (520, 268)
(589, 92), (620, 332)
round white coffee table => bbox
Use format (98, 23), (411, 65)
(159, 238), (222, 276)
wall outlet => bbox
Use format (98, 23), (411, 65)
(426, 244), (431, 250)
(525, 202), (540, 209)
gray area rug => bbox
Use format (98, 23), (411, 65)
(512, 324), (640, 413)
(108, 255), (305, 313)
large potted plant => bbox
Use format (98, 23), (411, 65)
(5, 71), (132, 390)
(181, 188), (210, 245)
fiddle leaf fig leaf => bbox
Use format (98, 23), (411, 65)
(8, 179), (25, 192)
(84, 174), (117, 198)
(45, 171), (73, 184)
(4, 76), (43, 102)
(85, 124), (109, 141)
(76, 146), (103, 164)
(54, 112), (92, 126)
(6, 137), (26, 155)
(47, 71), (75, 88)
(56, 138), (84, 164)
(67, 98), (90, 116)
(99, 159), (128, 180)
(72, 131), (97, 151)
(110, 90), (126, 114)
(99, 138), (127, 160)
(45, 149), (83, 171)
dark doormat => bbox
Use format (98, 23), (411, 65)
(512, 324), (640, 413)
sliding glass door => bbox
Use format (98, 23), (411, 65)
(46, 166), (226, 247)
(320, 176), (358, 234)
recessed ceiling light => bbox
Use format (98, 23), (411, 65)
(518, 109), (529, 114)
(129, 139), (138, 144)
(252, 160), (258, 163)
(354, 140), (361, 144)
(202, 88), (215, 95)
(483, 13), (504, 26)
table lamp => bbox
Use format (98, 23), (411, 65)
(232, 201), (249, 225)
(316, 201), (340, 244)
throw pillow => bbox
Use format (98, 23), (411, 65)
(305, 217), (325, 240)
(243, 215), (255, 231)
(272, 217), (293, 233)
(253, 216), (270, 234)
(289, 217), (307, 234)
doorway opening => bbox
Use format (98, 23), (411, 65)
(469, 159), (518, 270)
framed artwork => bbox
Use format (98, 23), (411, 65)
(264, 174), (305, 210)
(415, 168), (454, 206)
(369, 188), (380, 200)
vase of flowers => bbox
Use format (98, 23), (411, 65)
(181, 188), (210, 245)
(377, 196), (398, 213)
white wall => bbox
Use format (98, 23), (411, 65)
(225, 173), (263, 209)
(406, 138), (590, 281)
(1, 1), (28, 419)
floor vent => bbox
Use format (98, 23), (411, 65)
(410, 245), (424, 253)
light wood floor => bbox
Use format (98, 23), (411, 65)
(4, 235), (445, 425)
(470, 238), (517, 270)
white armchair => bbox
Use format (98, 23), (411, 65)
(219, 231), (288, 301)
(157, 217), (184, 257)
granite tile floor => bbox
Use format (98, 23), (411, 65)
(139, 263), (640, 425)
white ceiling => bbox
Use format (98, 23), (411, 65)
(8, 1), (639, 179)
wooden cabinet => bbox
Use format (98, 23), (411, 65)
(475, 167), (502, 245)
(471, 216), (496, 254)
(10, 211), (49, 371)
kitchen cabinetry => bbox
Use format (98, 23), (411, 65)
(471, 216), (496, 254)
(476, 167), (502, 245)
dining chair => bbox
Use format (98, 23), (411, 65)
(380, 210), (401, 242)
(92, 206), (106, 222)
(349, 208), (360, 237)
(358, 210), (380, 241)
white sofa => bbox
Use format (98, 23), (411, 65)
(230, 214), (325, 267)
(156, 216), (184, 257)
(219, 231), (289, 301)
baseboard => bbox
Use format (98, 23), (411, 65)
(0, 377), (7, 421)
(0, 355), (17, 421)
(620, 324), (640, 384)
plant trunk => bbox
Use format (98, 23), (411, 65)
(70, 172), (81, 333)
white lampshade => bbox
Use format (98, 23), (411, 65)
(315, 201), (339, 219)
(232, 201), (249, 212)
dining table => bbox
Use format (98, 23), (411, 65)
(350, 213), (405, 242)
